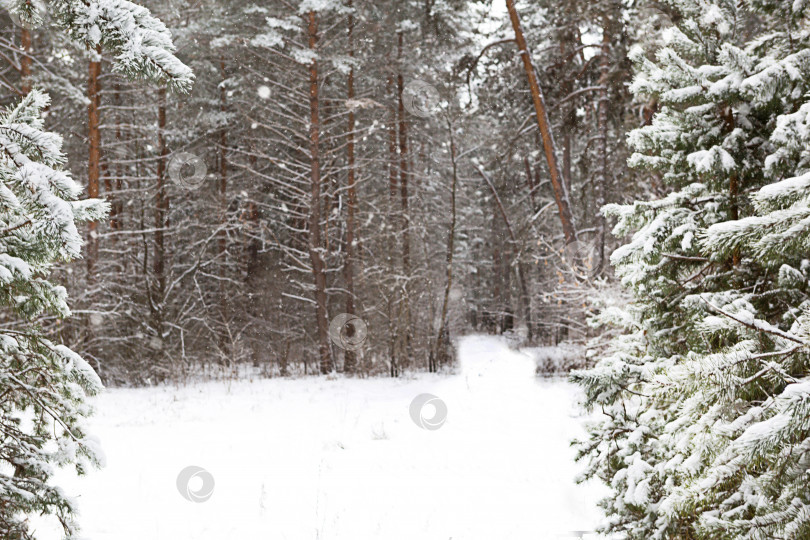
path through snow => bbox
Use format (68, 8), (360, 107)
(36, 335), (605, 540)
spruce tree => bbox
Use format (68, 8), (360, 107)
(1, 1), (191, 538)
(0, 89), (107, 539)
(574, 0), (810, 537)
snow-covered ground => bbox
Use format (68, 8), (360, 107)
(35, 335), (606, 540)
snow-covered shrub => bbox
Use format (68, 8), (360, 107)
(526, 343), (587, 374)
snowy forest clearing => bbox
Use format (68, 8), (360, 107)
(33, 336), (604, 540)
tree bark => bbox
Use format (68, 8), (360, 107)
(434, 117), (458, 366)
(594, 27), (610, 273)
(154, 88), (168, 296)
(306, 11), (333, 375)
(505, 0), (577, 245)
(87, 49), (102, 278)
(20, 28), (31, 95)
(343, 1), (358, 374)
(523, 156), (536, 210)
(217, 57), (232, 359)
(219, 57), (228, 264)
(111, 83), (123, 235)
(396, 31), (412, 367)
(386, 70), (399, 377)
(559, 31), (575, 195)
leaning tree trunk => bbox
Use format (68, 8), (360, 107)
(505, 0), (577, 245)
(306, 11), (333, 375)
(343, 0), (359, 374)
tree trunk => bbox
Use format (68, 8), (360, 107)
(344, 1), (358, 374)
(435, 118), (458, 366)
(111, 83), (123, 236)
(306, 11), (333, 375)
(218, 57), (231, 359)
(219, 58), (228, 265)
(154, 88), (168, 296)
(594, 27), (610, 273)
(721, 105), (740, 266)
(246, 150), (260, 274)
(477, 167), (533, 343)
(386, 70), (399, 377)
(523, 156), (536, 210)
(87, 49), (102, 278)
(505, 0), (577, 244)
(20, 28), (31, 95)
(396, 31), (412, 367)
(559, 32), (574, 195)
(387, 73), (399, 202)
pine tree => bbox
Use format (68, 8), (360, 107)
(574, 0), (810, 537)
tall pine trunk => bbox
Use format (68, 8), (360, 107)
(20, 27), (31, 95)
(343, 1), (358, 374)
(111, 84), (123, 236)
(219, 58), (228, 266)
(154, 88), (168, 296)
(559, 30), (575, 195)
(306, 11), (332, 375)
(396, 31), (412, 367)
(87, 49), (102, 277)
(386, 68), (399, 377)
(434, 118), (458, 368)
(594, 27), (610, 273)
(218, 57), (231, 360)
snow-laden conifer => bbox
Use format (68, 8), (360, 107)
(0, 0), (191, 537)
(4, 0), (193, 91)
(0, 90), (107, 539)
(574, 0), (810, 537)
